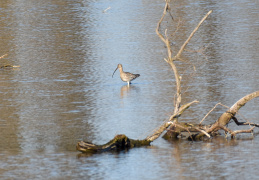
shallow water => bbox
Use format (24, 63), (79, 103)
(0, 0), (259, 179)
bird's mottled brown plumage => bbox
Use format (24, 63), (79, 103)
(112, 64), (140, 85)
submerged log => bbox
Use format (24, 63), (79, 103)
(77, 134), (151, 153)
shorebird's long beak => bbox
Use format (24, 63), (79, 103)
(112, 67), (118, 78)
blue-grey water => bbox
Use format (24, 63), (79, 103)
(0, 0), (259, 179)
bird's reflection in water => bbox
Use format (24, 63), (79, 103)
(120, 84), (139, 98)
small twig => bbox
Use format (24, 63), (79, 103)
(172, 122), (211, 139)
(169, 100), (199, 121)
(170, 19), (182, 38)
(174, 10), (212, 60)
(219, 125), (233, 136)
(173, 123), (193, 141)
(103, 7), (111, 13)
(199, 102), (219, 124)
(200, 103), (230, 125)
(230, 127), (255, 138)
(0, 54), (8, 59)
(232, 110), (254, 128)
(193, 127), (211, 138)
(165, 2), (174, 21)
(184, 41), (211, 61)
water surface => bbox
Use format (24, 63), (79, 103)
(0, 0), (259, 179)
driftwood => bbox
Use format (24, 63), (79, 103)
(77, 90), (259, 153)
(163, 91), (259, 141)
(77, 134), (151, 153)
(0, 64), (19, 69)
(76, 1), (259, 154)
(0, 54), (20, 69)
(191, 91), (259, 140)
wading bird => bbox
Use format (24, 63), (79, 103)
(112, 64), (140, 86)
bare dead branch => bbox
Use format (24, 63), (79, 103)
(156, 0), (182, 116)
(156, 0), (170, 44)
(174, 10), (212, 60)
